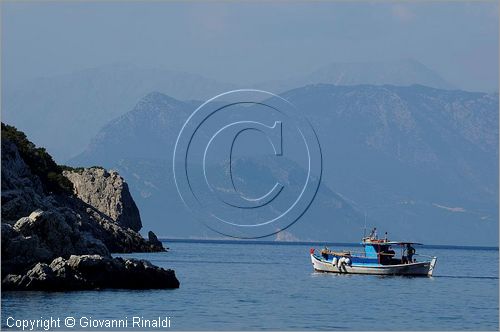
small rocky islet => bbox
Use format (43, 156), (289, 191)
(1, 123), (179, 290)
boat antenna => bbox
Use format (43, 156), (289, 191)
(363, 212), (367, 238)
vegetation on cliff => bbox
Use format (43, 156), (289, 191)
(1, 123), (73, 194)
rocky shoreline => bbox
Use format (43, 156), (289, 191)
(1, 123), (179, 290)
(3, 255), (179, 291)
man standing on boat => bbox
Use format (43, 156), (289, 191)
(369, 227), (378, 239)
(405, 243), (416, 263)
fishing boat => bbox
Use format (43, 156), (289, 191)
(310, 235), (437, 276)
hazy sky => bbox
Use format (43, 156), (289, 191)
(2, 1), (498, 92)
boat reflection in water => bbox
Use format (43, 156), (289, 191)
(310, 233), (438, 276)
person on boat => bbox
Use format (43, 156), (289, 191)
(321, 247), (329, 259)
(368, 227), (378, 239)
(405, 243), (416, 263)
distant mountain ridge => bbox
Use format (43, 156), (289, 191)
(2, 64), (236, 162)
(70, 84), (499, 245)
(257, 59), (455, 93)
(3, 59), (456, 162)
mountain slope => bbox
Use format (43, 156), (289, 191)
(2, 64), (235, 161)
(71, 85), (498, 245)
(3, 59), (454, 162)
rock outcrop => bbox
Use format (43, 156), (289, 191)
(1, 123), (176, 290)
(63, 168), (142, 232)
(2, 210), (109, 276)
(3, 255), (179, 291)
(148, 230), (163, 248)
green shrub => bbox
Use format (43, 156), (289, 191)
(60, 165), (105, 173)
(2, 123), (75, 194)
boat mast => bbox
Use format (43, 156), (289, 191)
(363, 212), (367, 238)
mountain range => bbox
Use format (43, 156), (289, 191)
(69, 85), (499, 245)
(257, 59), (454, 93)
(3, 59), (455, 162)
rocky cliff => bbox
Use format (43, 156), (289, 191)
(63, 167), (142, 232)
(1, 123), (178, 290)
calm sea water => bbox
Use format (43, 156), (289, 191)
(2, 241), (498, 330)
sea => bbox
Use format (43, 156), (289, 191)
(2, 240), (498, 330)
